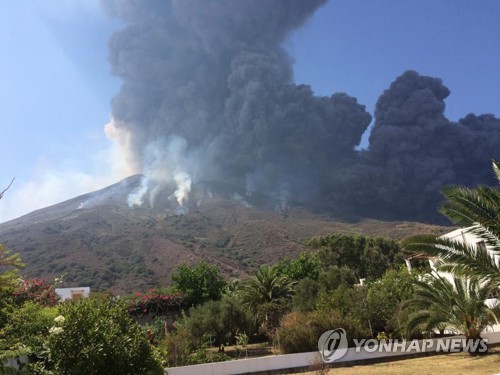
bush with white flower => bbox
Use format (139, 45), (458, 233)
(46, 297), (164, 375)
(53, 315), (65, 324)
(1, 301), (58, 371)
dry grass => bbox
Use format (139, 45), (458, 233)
(301, 347), (500, 375)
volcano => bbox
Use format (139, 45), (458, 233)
(0, 176), (448, 293)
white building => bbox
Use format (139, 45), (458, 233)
(55, 287), (90, 301)
(405, 226), (497, 275)
(405, 226), (500, 332)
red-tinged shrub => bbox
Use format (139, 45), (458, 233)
(128, 289), (187, 317)
(13, 278), (60, 307)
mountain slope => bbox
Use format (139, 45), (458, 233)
(0, 176), (449, 293)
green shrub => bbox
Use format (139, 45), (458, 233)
(141, 317), (168, 345)
(171, 261), (226, 306)
(2, 302), (57, 367)
(186, 349), (231, 365)
(47, 297), (163, 375)
(291, 278), (319, 312)
(277, 310), (369, 354)
(317, 265), (356, 291)
(162, 325), (193, 367)
(181, 295), (255, 349)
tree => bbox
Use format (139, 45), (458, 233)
(405, 273), (499, 355)
(0, 244), (25, 292)
(47, 297), (163, 375)
(318, 265), (357, 291)
(275, 252), (321, 281)
(180, 295), (254, 351)
(171, 261), (226, 306)
(309, 234), (402, 280)
(404, 160), (500, 284)
(291, 278), (319, 312)
(365, 267), (418, 337)
(238, 266), (295, 334)
(0, 244), (25, 328)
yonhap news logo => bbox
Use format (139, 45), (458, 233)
(317, 328), (349, 363)
(318, 329), (489, 363)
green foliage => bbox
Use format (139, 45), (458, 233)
(291, 278), (319, 312)
(162, 324), (192, 367)
(139, 317), (168, 346)
(180, 295), (254, 349)
(2, 302), (57, 366)
(317, 265), (357, 291)
(0, 245), (25, 337)
(277, 310), (369, 354)
(171, 261), (226, 306)
(238, 266), (295, 334)
(47, 297), (163, 375)
(0, 245), (24, 293)
(184, 349), (231, 365)
(0, 347), (31, 375)
(439, 162), (499, 242)
(313, 268), (418, 339)
(234, 331), (249, 358)
(364, 267), (419, 336)
(309, 234), (402, 280)
(405, 274), (499, 343)
(275, 253), (321, 281)
(316, 285), (368, 328)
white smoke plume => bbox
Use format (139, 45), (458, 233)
(127, 176), (151, 207)
(125, 135), (198, 211)
(173, 171), (192, 207)
(232, 193), (251, 208)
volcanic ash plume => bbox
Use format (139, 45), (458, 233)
(102, 1), (500, 223)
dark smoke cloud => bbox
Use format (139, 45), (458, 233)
(102, 0), (500, 223)
(345, 71), (500, 222)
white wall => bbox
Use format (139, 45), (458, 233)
(165, 332), (500, 375)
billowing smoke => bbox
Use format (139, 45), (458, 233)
(348, 71), (500, 222)
(101, 0), (500, 223)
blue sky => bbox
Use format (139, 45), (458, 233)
(0, 0), (499, 222)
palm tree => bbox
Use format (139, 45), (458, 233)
(404, 160), (500, 284)
(238, 266), (295, 334)
(405, 273), (499, 354)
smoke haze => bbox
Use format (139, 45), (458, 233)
(102, 0), (500, 223)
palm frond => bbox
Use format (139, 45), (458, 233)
(439, 185), (500, 240)
(405, 274), (497, 338)
(492, 160), (500, 182)
(404, 235), (500, 284)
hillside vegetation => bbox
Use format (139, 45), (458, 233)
(0, 176), (448, 293)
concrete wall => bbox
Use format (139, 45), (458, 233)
(165, 331), (500, 375)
